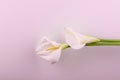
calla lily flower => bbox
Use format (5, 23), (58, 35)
(64, 27), (100, 49)
(36, 37), (69, 64)
(36, 37), (62, 63)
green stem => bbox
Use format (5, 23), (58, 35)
(86, 39), (120, 46)
(62, 39), (120, 50)
(100, 39), (120, 42)
(61, 44), (70, 50)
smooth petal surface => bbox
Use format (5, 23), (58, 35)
(39, 48), (61, 64)
(64, 27), (100, 49)
(36, 36), (61, 63)
(82, 35), (100, 43)
(64, 27), (85, 49)
(36, 36), (59, 52)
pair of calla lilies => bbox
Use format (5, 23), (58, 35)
(36, 27), (101, 63)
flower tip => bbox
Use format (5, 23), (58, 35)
(64, 27), (74, 34)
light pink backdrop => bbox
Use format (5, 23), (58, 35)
(0, 0), (120, 80)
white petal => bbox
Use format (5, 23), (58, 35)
(38, 48), (62, 64)
(64, 27), (100, 49)
(64, 27), (85, 49)
(83, 35), (100, 43)
(38, 36), (48, 45)
(36, 37), (49, 51)
(36, 37), (62, 63)
(37, 50), (50, 55)
(36, 36), (59, 52)
(36, 42), (50, 51)
(37, 36), (58, 47)
(46, 37), (59, 46)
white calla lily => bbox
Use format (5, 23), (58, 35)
(64, 27), (100, 49)
(36, 37), (62, 64)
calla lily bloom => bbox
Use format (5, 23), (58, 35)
(36, 37), (61, 63)
(64, 27), (100, 49)
(36, 37), (69, 64)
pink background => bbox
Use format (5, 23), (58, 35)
(0, 0), (120, 80)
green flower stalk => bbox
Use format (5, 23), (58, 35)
(86, 39), (120, 46)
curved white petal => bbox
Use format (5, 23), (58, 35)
(36, 42), (50, 51)
(65, 32), (85, 49)
(64, 27), (85, 49)
(38, 48), (61, 64)
(40, 36), (59, 46)
(37, 36), (58, 46)
(64, 27), (100, 49)
(36, 36), (59, 51)
(83, 35), (100, 43)
(36, 36), (62, 63)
